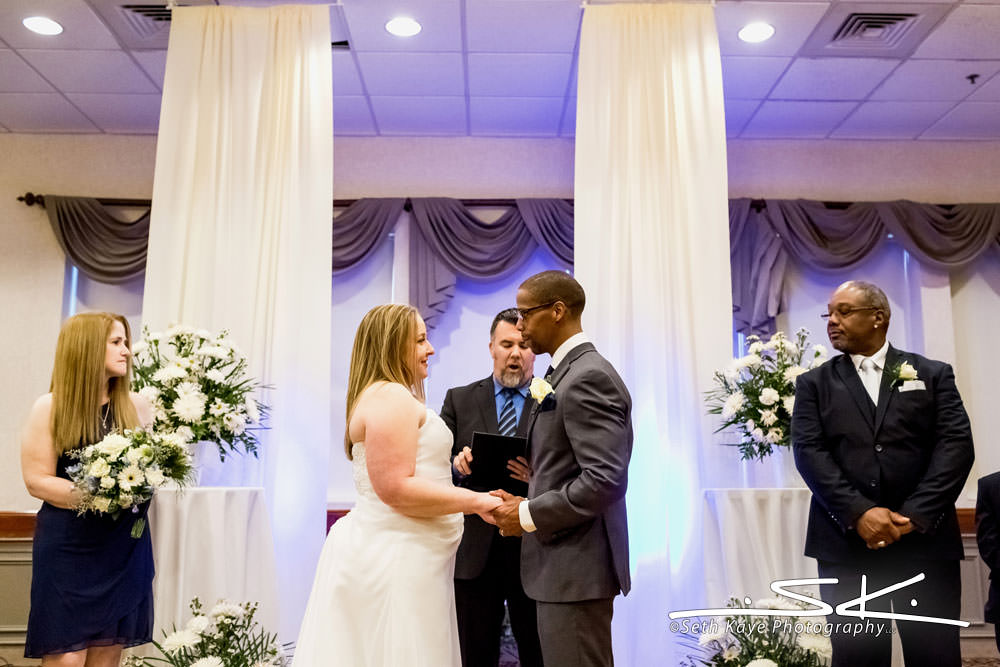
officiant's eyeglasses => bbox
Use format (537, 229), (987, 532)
(516, 301), (558, 319)
(820, 306), (880, 320)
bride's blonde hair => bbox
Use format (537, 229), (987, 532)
(344, 304), (425, 459)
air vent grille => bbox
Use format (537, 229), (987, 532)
(798, 3), (951, 59)
(829, 13), (919, 50)
(119, 5), (171, 39)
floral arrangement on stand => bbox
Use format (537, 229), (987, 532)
(705, 329), (828, 461)
(123, 598), (287, 667)
(681, 596), (832, 667)
(132, 325), (267, 461)
(66, 429), (193, 537)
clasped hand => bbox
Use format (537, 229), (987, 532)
(857, 507), (913, 550)
(478, 489), (525, 537)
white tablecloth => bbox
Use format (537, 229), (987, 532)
(146, 487), (280, 643)
(702, 488), (817, 606)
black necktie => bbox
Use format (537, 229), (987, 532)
(544, 365), (554, 380)
(498, 388), (518, 437)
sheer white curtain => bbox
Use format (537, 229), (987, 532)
(142, 5), (333, 640)
(574, 4), (730, 663)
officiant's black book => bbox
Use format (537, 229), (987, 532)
(468, 431), (528, 496)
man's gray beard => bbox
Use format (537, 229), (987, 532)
(498, 369), (529, 389)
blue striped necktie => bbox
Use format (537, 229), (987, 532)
(498, 388), (518, 437)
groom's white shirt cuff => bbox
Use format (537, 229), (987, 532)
(519, 500), (537, 532)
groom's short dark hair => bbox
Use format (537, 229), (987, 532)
(520, 270), (585, 318)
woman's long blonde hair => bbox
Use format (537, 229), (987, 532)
(344, 304), (424, 459)
(50, 312), (140, 454)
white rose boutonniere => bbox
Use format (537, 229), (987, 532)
(529, 377), (555, 405)
(897, 362), (918, 381)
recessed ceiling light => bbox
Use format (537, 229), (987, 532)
(23, 16), (63, 36)
(738, 22), (775, 43)
(385, 17), (421, 38)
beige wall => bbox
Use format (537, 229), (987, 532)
(2, 133), (999, 510)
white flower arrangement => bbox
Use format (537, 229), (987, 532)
(132, 325), (268, 461)
(123, 598), (287, 667)
(682, 596), (831, 667)
(66, 429), (193, 538)
(706, 329), (827, 461)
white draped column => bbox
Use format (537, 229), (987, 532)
(574, 4), (731, 663)
(142, 5), (333, 641)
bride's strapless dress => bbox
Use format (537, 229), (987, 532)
(294, 408), (464, 666)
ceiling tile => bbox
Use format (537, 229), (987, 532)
(370, 95), (466, 135)
(333, 95), (376, 135)
(721, 56), (791, 99)
(560, 97), (575, 137)
(741, 100), (857, 137)
(0, 48), (54, 92)
(342, 0), (462, 52)
(969, 72), (1000, 101)
(466, 0), (581, 53)
(770, 58), (898, 100)
(920, 101), (1000, 138)
(66, 93), (161, 133)
(724, 99), (763, 137)
(830, 100), (955, 138)
(0, 92), (98, 131)
(469, 53), (573, 97)
(20, 49), (158, 93)
(131, 50), (166, 90)
(714, 2), (831, 57)
(0, 0), (119, 50)
(913, 5), (1000, 59)
(470, 97), (562, 136)
(332, 51), (364, 96)
(870, 59), (1000, 100)
(357, 52), (464, 96)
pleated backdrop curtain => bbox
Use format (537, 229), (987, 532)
(574, 4), (732, 662)
(142, 5), (333, 641)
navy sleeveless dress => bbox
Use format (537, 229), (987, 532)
(24, 415), (155, 658)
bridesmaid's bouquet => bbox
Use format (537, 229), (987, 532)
(66, 429), (194, 538)
(131, 325), (268, 461)
(123, 597), (288, 667)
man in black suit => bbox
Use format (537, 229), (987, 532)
(491, 271), (632, 667)
(440, 308), (543, 667)
(792, 280), (974, 667)
(976, 472), (1000, 652)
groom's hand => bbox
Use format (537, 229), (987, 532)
(490, 490), (525, 537)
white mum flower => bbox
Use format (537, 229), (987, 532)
(745, 418), (756, 431)
(752, 427), (766, 442)
(117, 465), (145, 491)
(126, 445), (153, 465)
(735, 354), (762, 369)
(759, 387), (780, 406)
(198, 345), (230, 360)
(206, 369), (228, 384)
(223, 412), (247, 436)
(137, 386), (160, 403)
(783, 365), (808, 383)
(173, 392), (207, 423)
(797, 631), (833, 659)
(746, 659), (779, 667)
(765, 427), (784, 444)
(88, 458), (111, 478)
(160, 628), (200, 653)
(209, 398), (228, 417)
(152, 365), (188, 383)
(760, 409), (778, 427)
(722, 645), (740, 660)
(783, 395), (795, 414)
(748, 341), (764, 355)
(131, 340), (148, 355)
(186, 614), (211, 634)
(165, 324), (194, 338)
(189, 657), (223, 667)
(161, 432), (189, 450)
(245, 396), (260, 423)
(697, 623), (728, 646)
(755, 596), (801, 611)
(210, 601), (245, 619)
(721, 392), (745, 419)
(813, 344), (828, 359)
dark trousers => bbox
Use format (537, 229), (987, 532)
(455, 536), (543, 667)
(535, 597), (614, 667)
(817, 558), (962, 667)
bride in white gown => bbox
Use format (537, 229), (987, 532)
(294, 304), (502, 667)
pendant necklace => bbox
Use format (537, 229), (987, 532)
(101, 402), (111, 429)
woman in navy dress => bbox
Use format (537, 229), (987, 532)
(20, 312), (155, 666)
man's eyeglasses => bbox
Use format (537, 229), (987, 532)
(516, 301), (558, 320)
(820, 306), (880, 320)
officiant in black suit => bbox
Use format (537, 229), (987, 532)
(792, 280), (974, 667)
(440, 308), (543, 667)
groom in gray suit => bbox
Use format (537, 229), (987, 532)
(491, 270), (632, 666)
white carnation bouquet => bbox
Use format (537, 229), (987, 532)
(705, 328), (827, 460)
(66, 429), (194, 538)
(123, 597), (287, 667)
(131, 325), (267, 461)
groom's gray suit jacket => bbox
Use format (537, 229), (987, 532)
(521, 341), (632, 602)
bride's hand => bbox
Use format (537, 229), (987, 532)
(474, 492), (502, 522)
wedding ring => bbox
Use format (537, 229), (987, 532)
(877, 540), (886, 547)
